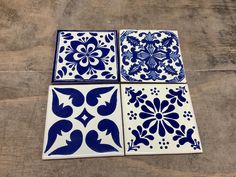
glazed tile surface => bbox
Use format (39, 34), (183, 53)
(121, 84), (202, 155)
(52, 30), (119, 83)
(43, 84), (124, 159)
(120, 30), (186, 83)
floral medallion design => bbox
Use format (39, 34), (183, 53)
(121, 84), (202, 155)
(53, 31), (118, 82)
(43, 85), (124, 159)
(120, 30), (186, 83)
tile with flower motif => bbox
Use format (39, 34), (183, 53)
(52, 30), (119, 83)
(43, 84), (124, 159)
(120, 30), (186, 83)
(121, 84), (202, 155)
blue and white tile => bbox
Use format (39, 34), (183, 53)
(52, 30), (119, 83)
(43, 84), (124, 159)
(121, 84), (202, 155)
(120, 30), (186, 83)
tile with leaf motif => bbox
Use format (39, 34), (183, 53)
(43, 84), (124, 159)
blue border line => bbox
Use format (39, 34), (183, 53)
(51, 30), (60, 83)
(51, 30), (120, 84)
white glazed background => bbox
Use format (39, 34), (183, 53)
(121, 84), (202, 155)
(119, 30), (187, 83)
(43, 84), (124, 159)
(54, 31), (118, 81)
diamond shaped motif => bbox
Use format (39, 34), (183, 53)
(75, 108), (95, 127)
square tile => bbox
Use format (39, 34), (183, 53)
(52, 30), (119, 83)
(121, 84), (202, 155)
(43, 84), (124, 159)
(120, 30), (186, 83)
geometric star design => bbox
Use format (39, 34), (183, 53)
(75, 108), (95, 127)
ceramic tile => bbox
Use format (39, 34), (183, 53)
(121, 84), (202, 155)
(52, 30), (119, 83)
(43, 84), (124, 159)
(119, 30), (186, 83)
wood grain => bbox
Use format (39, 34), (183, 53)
(0, 0), (235, 176)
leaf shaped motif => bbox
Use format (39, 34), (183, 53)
(105, 33), (114, 43)
(161, 37), (174, 47)
(97, 89), (117, 116)
(52, 90), (73, 118)
(86, 130), (118, 152)
(164, 65), (178, 75)
(49, 130), (83, 156)
(132, 129), (150, 146)
(128, 64), (142, 76)
(54, 88), (84, 107)
(86, 87), (114, 106)
(127, 36), (140, 46)
(44, 120), (73, 153)
(61, 66), (67, 75)
(59, 46), (65, 53)
(179, 128), (194, 145)
(62, 33), (74, 40)
(98, 119), (121, 147)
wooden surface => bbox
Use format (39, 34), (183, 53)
(0, 0), (236, 177)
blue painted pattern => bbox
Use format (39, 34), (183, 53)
(123, 84), (201, 153)
(120, 30), (186, 82)
(44, 85), (123, 157)
(53, 31), (118, 82)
